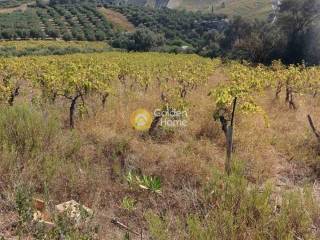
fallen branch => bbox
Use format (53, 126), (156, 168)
(111, 218), (142, 239)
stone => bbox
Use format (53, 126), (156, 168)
(32, 198), (54, 228)
(55, 200), (93, 222)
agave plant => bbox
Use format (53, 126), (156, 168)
(125, 170), (134, 187)
(137, 175), (162, 194)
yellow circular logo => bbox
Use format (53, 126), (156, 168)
(130, 108), (153, 131)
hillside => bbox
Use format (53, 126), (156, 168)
(98, 7), (135, 32)
(0, 3), (113, 41)
(0, 0), (275, 43)
(107, 0), (274, 19)
(0, 0), (33, 8)
(170, 0), (272, 13)
(0, 2), (229, 54)
(110, 5), (228, 50)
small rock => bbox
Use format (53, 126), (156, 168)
(55, 200), (93, 222)
(33, 198), (45, 211)
(32, 198), (54, 228)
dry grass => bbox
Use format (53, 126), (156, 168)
(172, 0), (272, 19)
(62, 71), (320, 238)
(98, 7), (135, 32)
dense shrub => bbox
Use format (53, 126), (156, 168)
(0, 105), (59, 156)
(111, 27), (164, 51)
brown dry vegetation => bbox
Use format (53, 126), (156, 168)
(1, 67), (320, 239)
(98, 7), (135, 32)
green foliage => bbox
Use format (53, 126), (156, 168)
(145, 161), (319, 239)
(278, 0), (320, 64)
(111, 5), (226, 51)
(14, 181), (97, 239)
(22, 206), (98, 240)
(110, 0), (320, 64)
(15, 184), (34, 224)
(121, 196), (136, 212)
(125, 170), (135, 187)
(0, 44), (109, 58)
(112, 27), (165, 51)
(0, 0), (32, 8)
(275, 190), (313, 239)
(0, 3), (113, 41)
(145, 210), (170, 240)
(125, 170), (162, 194)
(137, 175), (162, 194)
(0, 8), (43, 40)
(44, 212), (97, 240)
(0, 104), (59, 156)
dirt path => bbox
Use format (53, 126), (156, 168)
(0, 3), (31, 14)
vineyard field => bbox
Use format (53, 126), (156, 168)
(0, 40), (110, 56)
(0, 52), (320, 239)
(0, 40), (108, 50)
(0, 0), (318, 237)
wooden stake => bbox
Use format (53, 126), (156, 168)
(225, 97), (237, 175)
(307, 114), (320, 142)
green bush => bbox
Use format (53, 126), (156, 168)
(0, 105), (59, 156)
(15, 184), (34, 224)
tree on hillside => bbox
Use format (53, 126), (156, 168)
(221, 16), (252, 52)
(49, 0), (96, 5)
(304, 25), (320, 64)
(198, 29), (223, 58)
(36, 0), (48, 7)
(278, 0), (320, 64)
(217, 0), (320, 64)
(112, 28), (165, 52)
(220, 17), (274, 62)
(231, 20), (285, 63)
(128, 27), (165, 51)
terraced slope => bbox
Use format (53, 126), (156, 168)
(0, 2), (29, 13)
(0, 4), (113, 40)
(0, 0), (33, 8)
